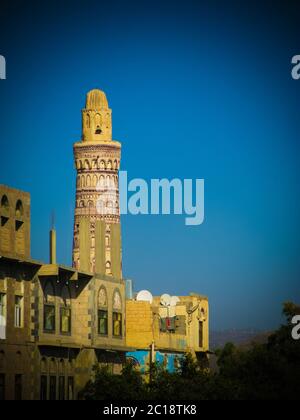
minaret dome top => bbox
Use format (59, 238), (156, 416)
(85, 89), (108, 109)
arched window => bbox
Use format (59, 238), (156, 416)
(95, 114), (102, 134)
(105, 260), (111, 275)
(1, 195), (9, 210)
(59, 359), (65, 375)
(93, 174), (98, 187)
(60, 285), (71, 334)
(98, 287), (108, 335)
(113, 289), (122, 311)
(112, 289), (122, 337)
(40, 357), (47, 373)
(15, 200), (23, 218)
(85, 159), (90, 170)
(50, 358), (56, 373)
(44, 282), (55, 332)
(86, 114), (90, 128)
(98, 287), (107, 307)
(86, 175), (91, 187)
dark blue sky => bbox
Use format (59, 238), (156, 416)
(0, 0), (299, 329)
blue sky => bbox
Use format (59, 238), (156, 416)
(0, 0), (299, 329)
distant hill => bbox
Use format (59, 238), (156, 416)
(210, 329), (271, 350)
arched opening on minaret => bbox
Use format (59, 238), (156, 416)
(95, 125), (102, 134)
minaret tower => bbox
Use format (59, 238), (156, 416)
(72, 89), (122, 277)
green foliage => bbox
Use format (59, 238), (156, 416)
(80, 302), (300, 400)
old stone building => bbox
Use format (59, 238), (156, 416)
(126, 293), (209, 372)
(0, 89), (209, 400)
(0, 184), (127, 400)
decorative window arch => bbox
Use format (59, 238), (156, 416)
(98, 286), (107, 308)
(98, 287), (108, 335)
(112, 289), (122, 311)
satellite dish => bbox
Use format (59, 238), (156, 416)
(170, 296), (180, 306)
(136, 290), (153, 304)
(160, 293), (171, 307)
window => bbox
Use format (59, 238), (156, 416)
(44, 282), (55, 332)
(40, 375), (47, 400)
(113, 312), (122, 337)
(58, 376), (65, 400)
(0, 293), (6, 339)
(44, 305), (55, 332)
(1, 195), (9, 210)
(60, 307), (71, 334)
(49, 376), (56, 400)
(14, 374), (22, 400)
(15, 200), (23, 218)
(14, 296), (23, 328)
(199, 321), (203, 348)
(60, 285), (71, 334)
(98, 287), (108, 336)
(98, 310), (108, 335)
(67, 377), (74, 400)
(0, 374), (5, 400)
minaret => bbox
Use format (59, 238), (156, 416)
(72, 89), (122, 277)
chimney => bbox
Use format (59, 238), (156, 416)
(50, 229), (56, 264)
